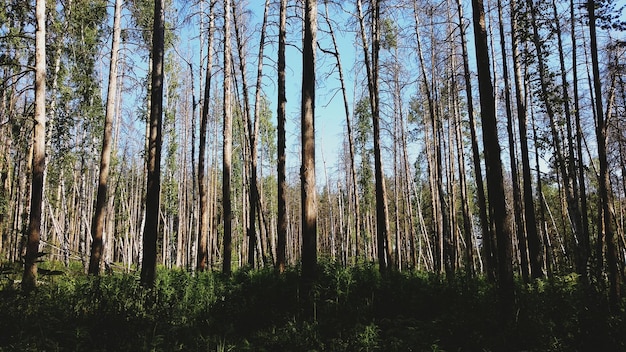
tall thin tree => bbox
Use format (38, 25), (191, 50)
(140, 0), (165, 286)
(471, 0), (515, 308)
(22, 0), (46, 292)
(89, 0), (122, 275)
(276, 0), (287, 273)
(301, 0), (318, 283)
(222, 0), (234, 276)
(588, 0), (620, 307)
(197, 0), (215, 272)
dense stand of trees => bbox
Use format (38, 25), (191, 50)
(1, 0), (625, 305)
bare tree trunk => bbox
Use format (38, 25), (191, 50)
(301, 0), (318, 283)
(276, 0), (287, 274)
(510, 0), (542, 280)
(322, 0), (360, 264)
(140, 0), (165, 286)
(222, 0), (233, 276)
(493, 0), (528, 282)
(89, 0), (122, 275)
(471, 0), (515, 310)
(587, 0), (620, 307)
(22, 0), (46, 292)
(197, 0), (214, 272)
(358, 0), (391, 272)
(455, 0), (493, 278)
(570, 0), (591, 283)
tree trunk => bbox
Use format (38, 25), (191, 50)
(89, 0), (122, 275)
(301, 0), (317, 283)
(570, 0), (591, 283)
(510, 0), (542, 280)
(322, 0), (361, 264)
(222, 0), (233, 276)
(496, 0), (528, 283)
(276, 0), (287, 274)
(587, 0), (620, 307)
(358, 0), (391, 272)
(197, 1), (215, 271)
(140, 0), (165, 286)
(456, 0), (492, 279)
(471, 0), (515, 309)
(22, 0), (46, 292)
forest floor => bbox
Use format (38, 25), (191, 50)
(0, 260), (624, 351)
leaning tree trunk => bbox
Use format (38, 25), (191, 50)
(22, 0), (47, 292)
(89, 0), (122, 275)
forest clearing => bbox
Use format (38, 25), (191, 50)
(1, 0), (626, 350)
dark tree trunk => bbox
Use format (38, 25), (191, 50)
(588, 0), (620, 308)
(276, 0), (287, 273)
(197, 0), (214, 272)
(140, 0), (165, 287)
(471, 0), (515, 310)
(301, 0), (318, 283)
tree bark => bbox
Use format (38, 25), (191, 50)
(276, 0), (287, 274)
(89, 0), (122, 275)
(471, 0), (515, 309)
(222, 0), (233, 276)
(587, 0), (620, 307)
(301, 0), (317, 282)
(140, 0), (165, 286)
(197, 0), (215, 272)
(22, 0), (46, 292)
(510, 0), (542, 280)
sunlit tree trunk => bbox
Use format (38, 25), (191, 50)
(322, 0), (360, 264)
(22, 0), (46, 292)
(301, 0), (317, 282)
(89, 0), (122, 275)
(222, 0), (233, 276)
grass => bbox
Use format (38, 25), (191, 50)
(0, 261), (624, 351)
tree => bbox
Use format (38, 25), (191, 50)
(276, 0), (288, 273)
(140, 0), (165, 286)
(357, 0), (391, 272)
(588, 0), (620, 307)
(471, 0), (514, 309)
(22, 0), (46, 292)
(89, 0), (123, 275)
(510, 0), (542, 280)
(222, 0), (233, 276)
(197, 0), (215, 272)
(301, 0), (318, 283)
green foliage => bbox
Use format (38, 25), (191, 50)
(1, 262), (625, 351)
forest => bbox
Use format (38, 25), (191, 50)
(1, 0), (626, 350)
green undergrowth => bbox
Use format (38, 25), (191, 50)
(0, 261), (624, 351)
